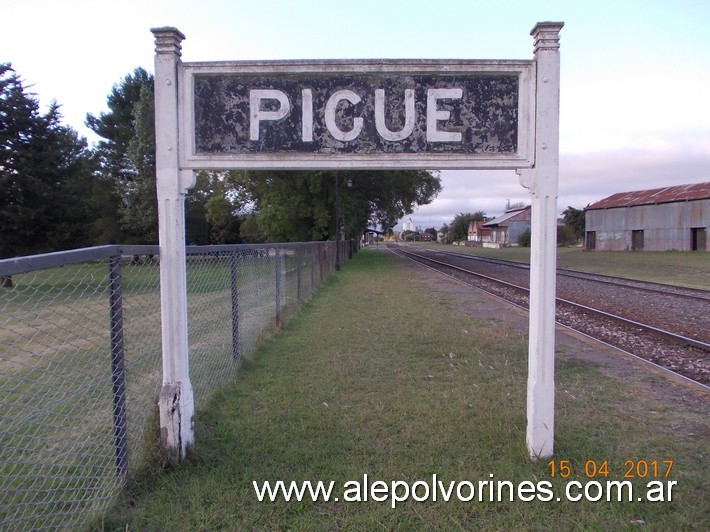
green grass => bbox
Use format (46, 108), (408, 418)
(408, 242), (710, 289)
(99, 248), (709, 530)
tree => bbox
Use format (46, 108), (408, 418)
(360, 170), (442, 234)
(184, 171), (214, 244)
(233, 171), (332, 242)
(238, 214), (263, 243)
(438, 223), (450, 244)
(447, 211), (486, 243)
(123, 84), (158, 243)
(203, 173), (242, 244)
(424, 227), (437, 241)
(222, 170), (441, 243)
(562, 206), (585, 243)
(86, 68), (156, 243)
(557, 225), (577, 247)
(1, 63), (95, 260)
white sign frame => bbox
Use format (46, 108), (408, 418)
(177, 59), (536, 171)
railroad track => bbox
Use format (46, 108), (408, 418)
(387, 244), (710, 389)
(422, 247), (710, 303)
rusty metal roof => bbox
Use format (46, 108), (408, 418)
(585, 182), (710, 210)
(483, 206), (531, 227)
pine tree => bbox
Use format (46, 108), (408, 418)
(86, 68), (157, 243)
(0, 63), (94, 260)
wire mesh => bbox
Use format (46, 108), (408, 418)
(0, 241), (346, 530)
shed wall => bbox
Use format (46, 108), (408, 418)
(509, 220), (532, 243)
(585, 199), (709, 251)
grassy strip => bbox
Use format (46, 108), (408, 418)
(408, 242), (710, 289)
(100, 248), (709, 530)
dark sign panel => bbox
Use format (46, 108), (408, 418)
(179, 60), (534, 169)
(193, 73), (519, 156)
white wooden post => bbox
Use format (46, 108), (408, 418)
(518, 22), (563, 459)
(152, 27), (196, 461)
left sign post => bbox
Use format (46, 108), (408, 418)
(152, 27), (196, 461)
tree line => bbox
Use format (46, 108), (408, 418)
(1, 64), (442, 259)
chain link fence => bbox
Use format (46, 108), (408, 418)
(0, 240), (349, 530)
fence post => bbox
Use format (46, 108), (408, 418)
(230, 251), (240, 362)
(319, 245), (324, 283)
(296, 245), (302, 304)
(310, 245), (316, 295)
(274, 247), (282, 327)
(108, 256), (128, 479)
(331, 242), (336, 273)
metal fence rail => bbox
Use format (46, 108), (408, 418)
(0, 241), (347, 530)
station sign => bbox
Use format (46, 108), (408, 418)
(178, 60), (535, 170)
(154, 22), (564, 461)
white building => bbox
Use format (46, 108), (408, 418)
(402, 218), (415, 232)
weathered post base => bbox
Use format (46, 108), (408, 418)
(159, 381), (194, 462)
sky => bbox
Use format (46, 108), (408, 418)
(3, 0), (709, 230)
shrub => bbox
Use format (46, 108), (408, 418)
(517, 228), (531, 247)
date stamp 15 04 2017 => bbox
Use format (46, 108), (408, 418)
(548, 459), (674, 479)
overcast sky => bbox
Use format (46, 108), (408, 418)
(3, 0), (709, 230)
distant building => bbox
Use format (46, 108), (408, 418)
(584, 182), (709, 251)
(402, 218), (415, 232)
(483, 206), (532, 247)
(467, 220), (491, 242)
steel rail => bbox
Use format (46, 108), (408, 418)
(391, 246), (710, 393)
(389, 245), (710, 389)
(394, 245), (709, 352)
(404, 245), (710, 302)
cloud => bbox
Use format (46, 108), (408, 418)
(560, 141), (710, 208)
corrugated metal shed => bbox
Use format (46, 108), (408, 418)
(584, 181), (709, 251)
(586, 182), (710, 210)
(482, 206), (531, 245)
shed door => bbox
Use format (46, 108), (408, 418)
(691, 227), (707, 251)
(586, 231), (596, 251)
(632, 230), (644, 251)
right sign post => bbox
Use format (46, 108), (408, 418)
(518, 21), (564, 458)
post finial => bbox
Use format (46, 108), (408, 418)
(151, 27), (186, 56)
(530, 22), (564, 54)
